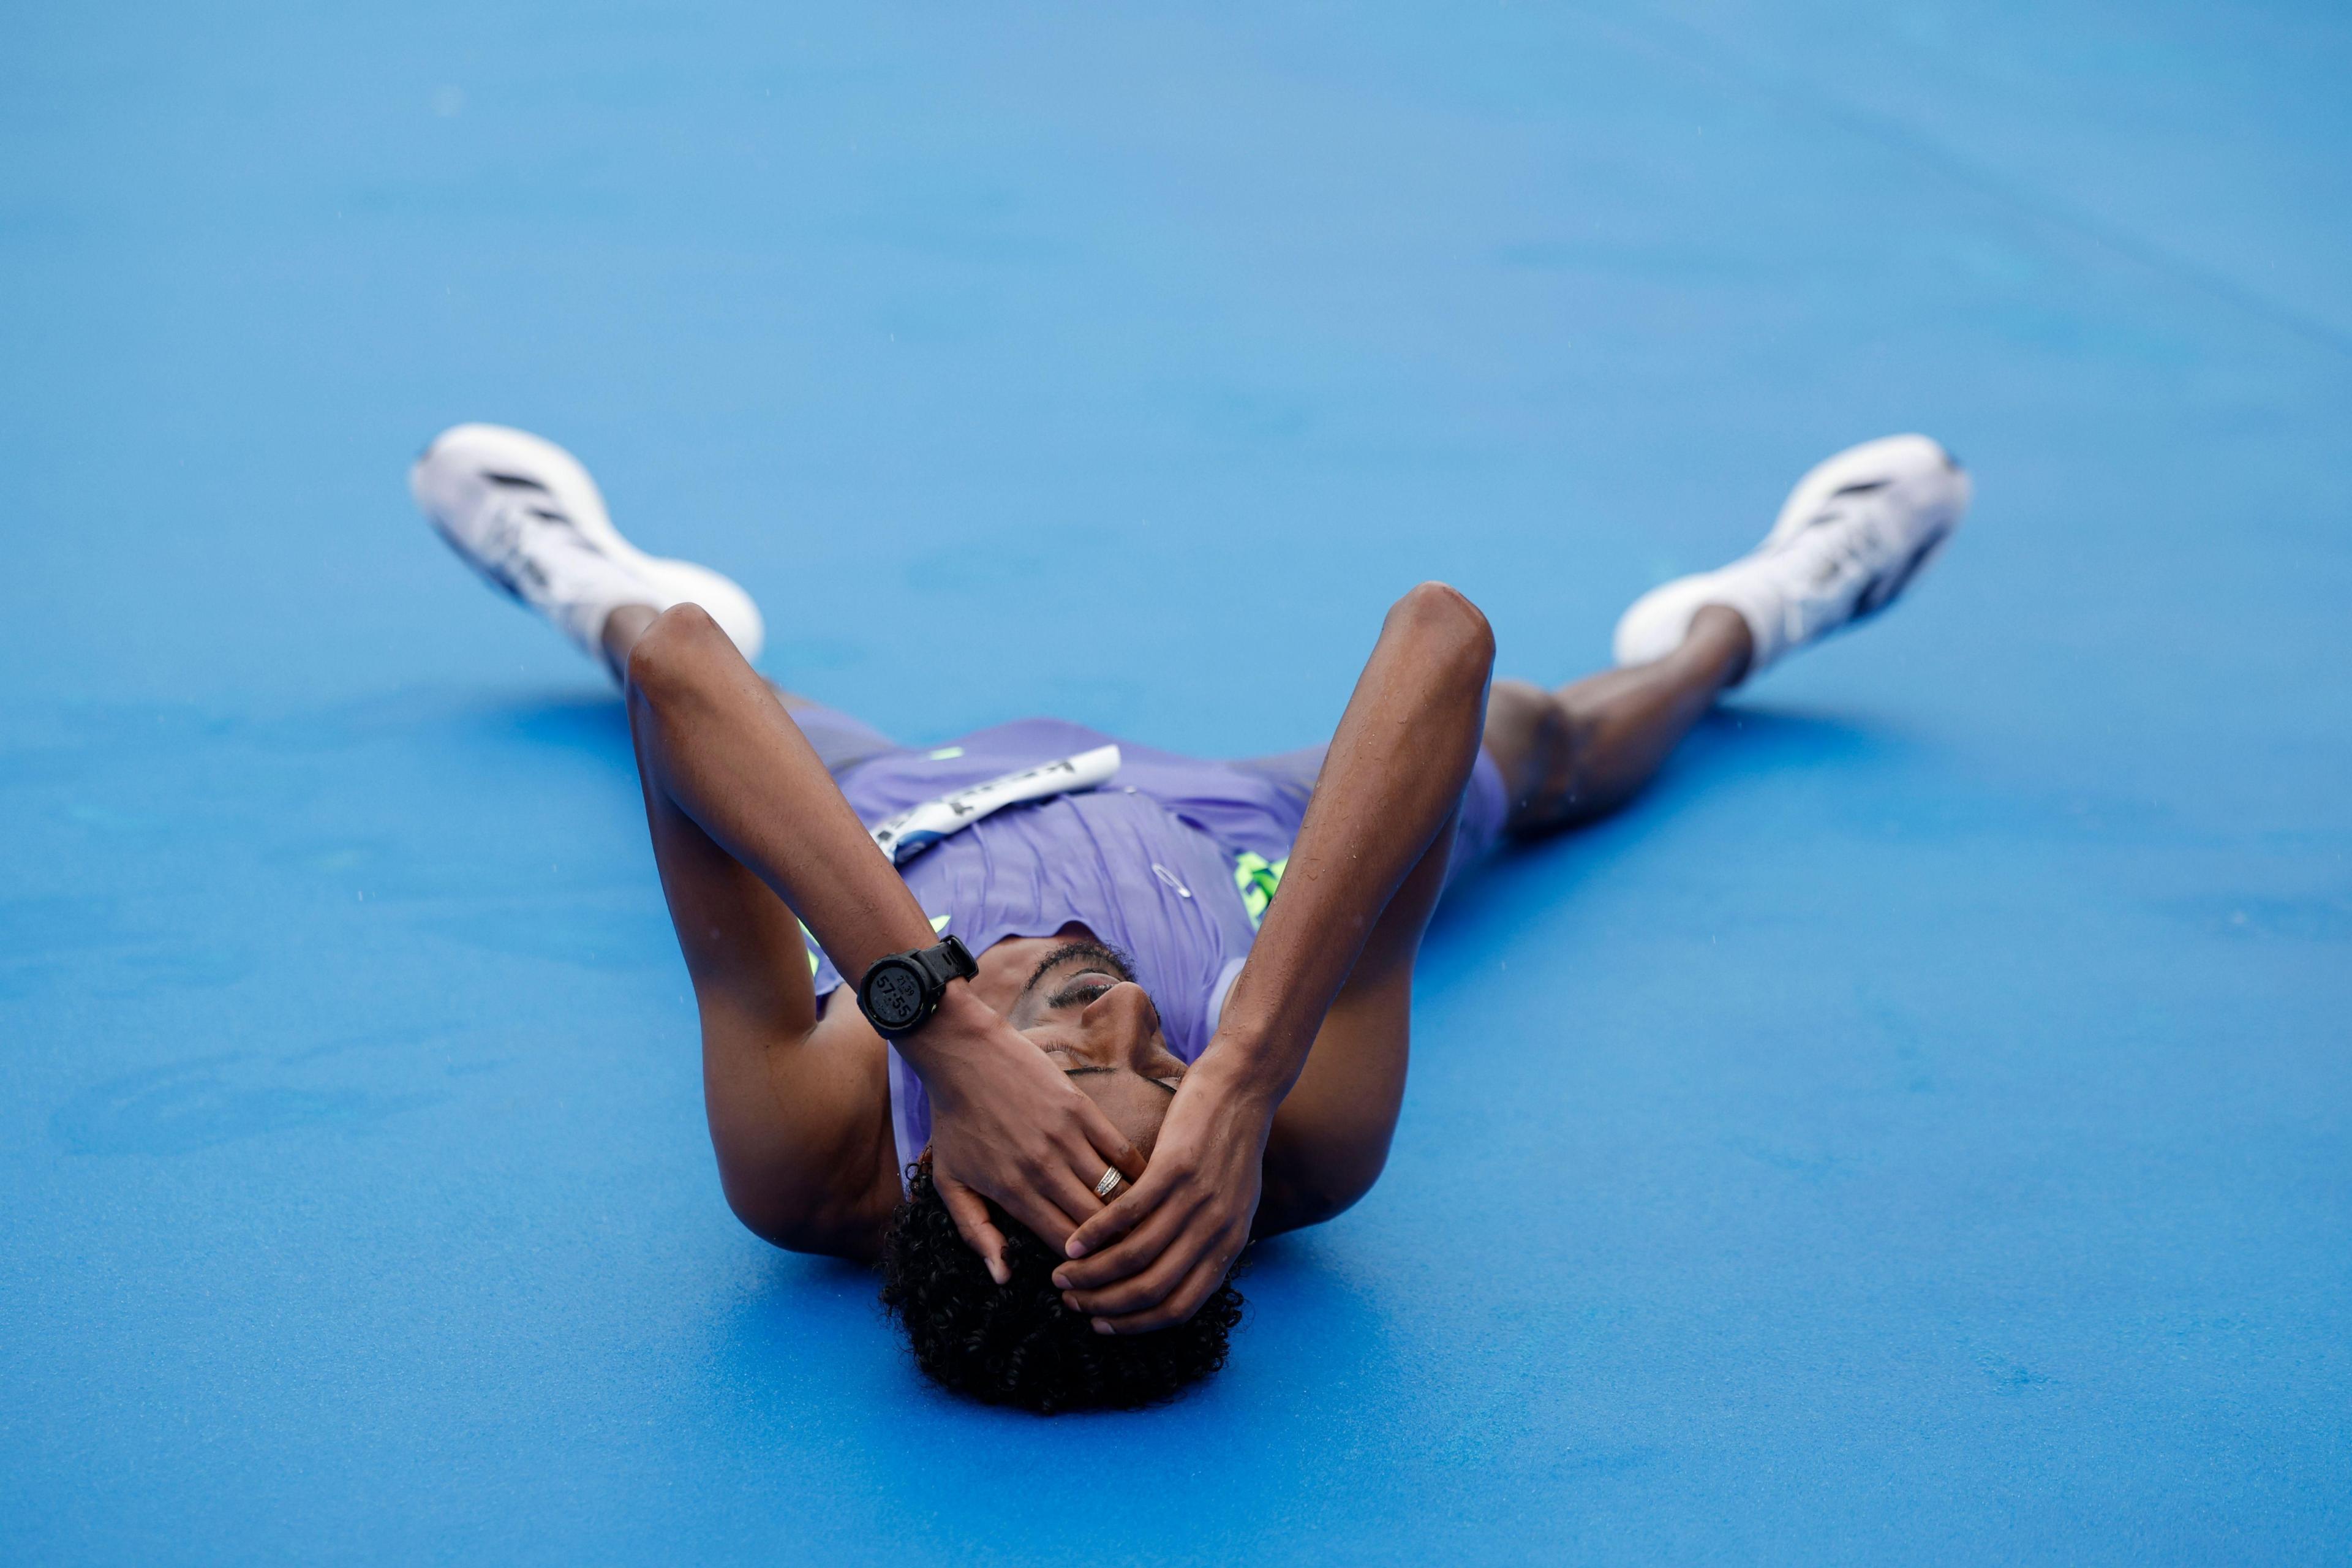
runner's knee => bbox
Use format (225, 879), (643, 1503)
(1483, 680), (1572, 810)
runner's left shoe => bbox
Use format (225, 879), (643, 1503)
(1611, 434), (1970, 680)
(409, 423), (766, 668)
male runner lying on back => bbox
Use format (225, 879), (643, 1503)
(411, 426), (1969, 1411)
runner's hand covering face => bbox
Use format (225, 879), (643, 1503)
(914, 986), (1147, 1282)
(1049, 1046), (1270, 1332)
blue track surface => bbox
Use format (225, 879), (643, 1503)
(6, 4), (2349, 1562)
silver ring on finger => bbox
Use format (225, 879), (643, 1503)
(1094, 1166), (1123, 1199)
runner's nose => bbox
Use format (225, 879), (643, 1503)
(1079, 981), (1162, 1069)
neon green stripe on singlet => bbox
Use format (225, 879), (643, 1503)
(1233, 851), (1286, 927)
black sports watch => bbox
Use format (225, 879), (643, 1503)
(856, 934), (979, 1038)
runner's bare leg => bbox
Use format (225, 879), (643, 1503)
(1480, 604), (1752, 834)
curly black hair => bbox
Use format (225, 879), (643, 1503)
(880, 1160), (1245, 1414)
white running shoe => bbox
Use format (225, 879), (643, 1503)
(1611, 434), (1969, 680)
(409, 423), (766, 668)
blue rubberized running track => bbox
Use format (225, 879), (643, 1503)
(6, 4), (2349, 1562)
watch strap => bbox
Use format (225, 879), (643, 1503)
(921, 933), (979, 986)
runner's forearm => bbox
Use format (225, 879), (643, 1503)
(1206, 583), (1493, 1104)
(626, 611), (940, 988)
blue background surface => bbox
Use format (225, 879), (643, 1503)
(5, 2), (2348, 1561)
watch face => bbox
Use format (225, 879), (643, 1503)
(867, 962), (925, 1030)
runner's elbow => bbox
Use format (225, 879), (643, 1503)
(624, 603), (733, 700)
(1262, 1149), (1390, 1235)
(720, 1169), (872, 1261)
(1389, 581), (1494, 681)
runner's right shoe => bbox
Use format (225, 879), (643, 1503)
(409, 423), (766, 668)
(1611, 434), (1970, 680)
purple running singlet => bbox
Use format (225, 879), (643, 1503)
(788, 708), (1509, 1175)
